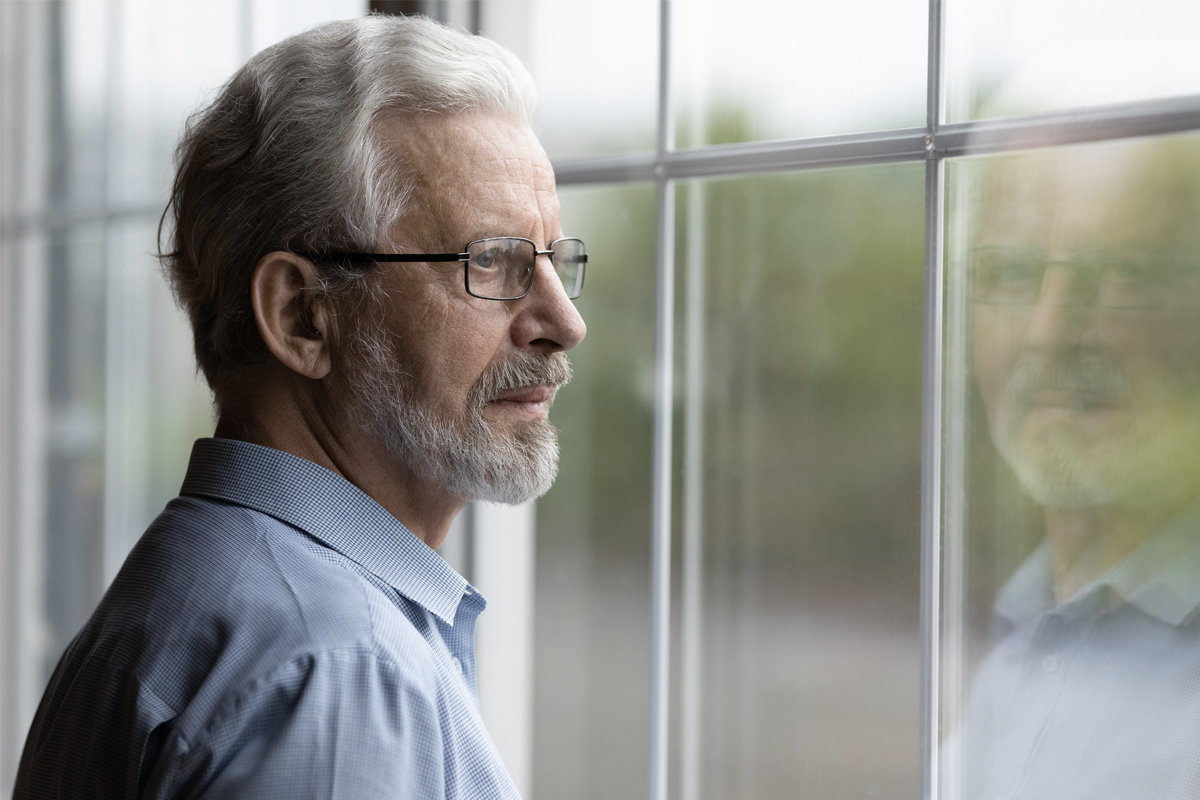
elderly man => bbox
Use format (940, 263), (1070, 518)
(14, 15), (585, 799)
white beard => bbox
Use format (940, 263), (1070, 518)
(991, 358), (1200, 509)
(345, 323), (571, 505)
(997, 415), (1133, 508)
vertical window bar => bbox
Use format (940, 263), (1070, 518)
(649, 3), (675, 800)
(679, 178), (706, 800)
(101, 0), (125, 589)
(920, 156), (946, 800)
(939, 160), (972, 800)
(920, 0), (947, 798)
(237, 0), (253, 64)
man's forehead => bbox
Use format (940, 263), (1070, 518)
(974, 145), (1200, 249)
(380, 112), (551, 183)
(378, 111), (557, 243)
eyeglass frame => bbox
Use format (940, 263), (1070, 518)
(298, 236), (587, 301)
(967, 245), (1200, 309)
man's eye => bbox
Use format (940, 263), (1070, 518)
(994, 260), (1038, 283)
(474, 250), (499, 270)
(1098, 254), (1151, 281)
(981, 262), (1039, 290)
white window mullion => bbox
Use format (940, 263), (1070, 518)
(920, 1), (948, 798)
(649, 3), (676, 800)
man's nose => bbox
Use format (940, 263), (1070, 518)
(510, 257), (587, 353)
(1025, 264), (1097, 353)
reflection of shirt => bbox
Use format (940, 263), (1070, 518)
(953, 504), (1200, 800)
(14, 438), (519, 799)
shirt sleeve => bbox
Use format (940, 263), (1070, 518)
(145, 648), (446, 800)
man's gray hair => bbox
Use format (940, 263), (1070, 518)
(161, 14), (537, 399)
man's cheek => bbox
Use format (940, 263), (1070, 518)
(973, 333), (1010, 415)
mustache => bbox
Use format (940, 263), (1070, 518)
(1001, 358), (1133, 411)
(469, 351), (573, 408)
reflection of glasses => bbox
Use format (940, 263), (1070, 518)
(302, 237), (588, 301)
(969, 246), (1200, 309)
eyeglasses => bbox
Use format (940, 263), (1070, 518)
(969, 246), (1200, 309)
(302, 237), (587, 301)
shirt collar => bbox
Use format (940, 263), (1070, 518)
(180, 437), (471, 625)
(994, 541), (1057, 625)
(1103, 500), (1200, 625)
(995, 499), (1200, 627)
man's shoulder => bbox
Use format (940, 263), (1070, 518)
(15, 492), (456, 799)
(90, 494), (438, 705)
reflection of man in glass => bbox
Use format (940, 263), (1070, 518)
(961, 139), (1200, 799)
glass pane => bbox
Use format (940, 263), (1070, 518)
(68, 0), (365, 213)
(946, 0), (1200, 121)
(676, 165), (925, 799)
(481, 0), (658, 161)
(942, 134), (1200, 799)
(535, 183), (657, 798)
(24, 217), (214, 679)
(43, 223), (109, 671)
(674, 0), (927, 147)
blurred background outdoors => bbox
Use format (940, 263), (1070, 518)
(4, 1), (1200, 800)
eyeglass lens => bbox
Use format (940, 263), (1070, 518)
(465, 238), (587, 300)
(969, 247), (1200, 308)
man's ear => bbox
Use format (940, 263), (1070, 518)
(251, 252), (335, 380)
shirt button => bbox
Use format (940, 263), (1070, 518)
(452, 656), (463, 675)
(1042, 654), (1061, 673)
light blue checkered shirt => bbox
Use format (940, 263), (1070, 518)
(949, 500), (1200, 800)
(14, 438), (520, 799)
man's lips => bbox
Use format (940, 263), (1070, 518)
(1025, 388), (1125, 411)
(488, 385), (556, 408)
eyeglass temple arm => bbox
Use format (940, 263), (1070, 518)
(297, 252), (468, 263)
(299, 250), (587, 264)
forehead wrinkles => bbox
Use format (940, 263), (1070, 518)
(391, 114), (556, 247)
(436, 149), (558, 242)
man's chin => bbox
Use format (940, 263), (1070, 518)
(997, 419), (1194, 509)
(482, 408), (558, 441)
(1008, 459), (1123, 508)
(433, 418), (561, 505)
(993, 418), (1126, 507)
(467, 453), (560, 505)
(469, 475), (557, 506)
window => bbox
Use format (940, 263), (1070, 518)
(3, 2), (1200, 799)
(544, 2), (1200, 798)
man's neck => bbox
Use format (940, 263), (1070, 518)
(213, 373), (464, 549)
(1043, 501), (1187, 604)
